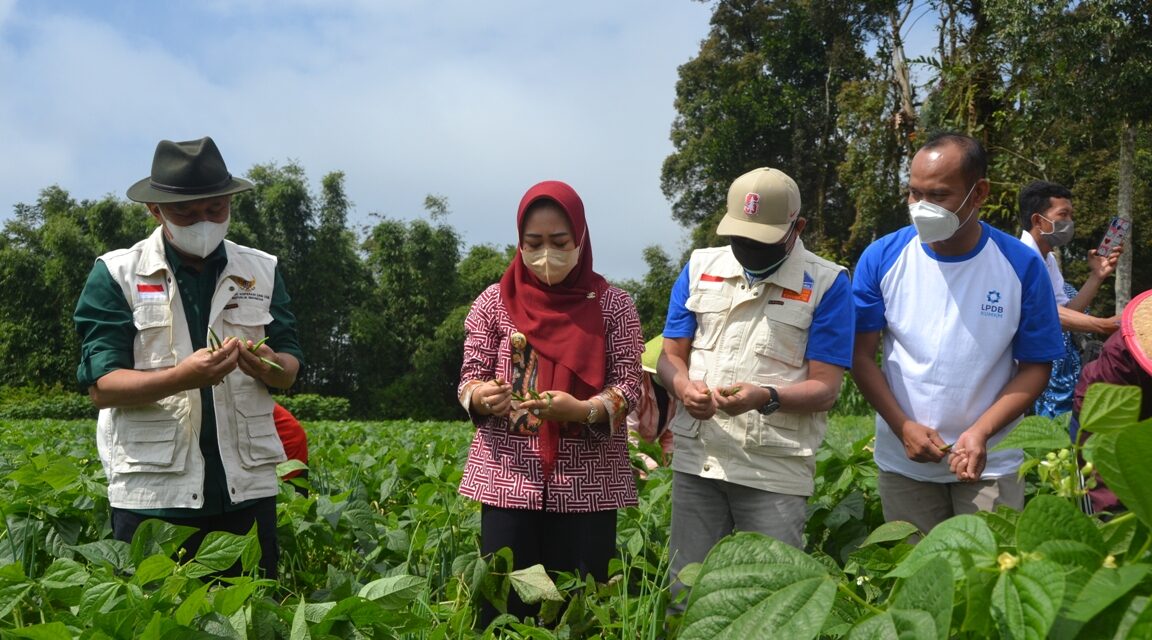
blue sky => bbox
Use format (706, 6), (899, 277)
(0, 1), (936, 281)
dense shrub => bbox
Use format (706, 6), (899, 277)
(276, 393), (350, 421)
(0, 384), (95, 419)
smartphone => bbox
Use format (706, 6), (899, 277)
(1098, 216), (1132, 256)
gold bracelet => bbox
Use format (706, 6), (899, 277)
(584, 401), (598, 425)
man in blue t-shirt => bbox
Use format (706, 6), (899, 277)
(852, 132), (1063, 536)
(658, 167), (854, 609)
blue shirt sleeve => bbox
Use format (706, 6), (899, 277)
(852, 240), (888, 333)
(806, 271), (855, 368)
(662, 262), (697, 339)
(1011, 248), (1065, 363)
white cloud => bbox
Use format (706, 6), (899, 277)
(0, 0), (711, 280)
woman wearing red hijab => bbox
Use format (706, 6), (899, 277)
(457, 181), (643, 625)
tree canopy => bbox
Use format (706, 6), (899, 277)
(2, 0), (1149, 418)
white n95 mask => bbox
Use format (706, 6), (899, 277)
(163, 215), (230, 258)
(908, 182), (978, 243)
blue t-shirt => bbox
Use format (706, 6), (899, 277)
(852, 222), (1063, 481)
(664, 262), (854, 368)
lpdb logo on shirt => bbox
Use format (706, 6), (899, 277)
(743, 192), (760, 216)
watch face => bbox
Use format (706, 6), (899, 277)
(757, 385), (780, 415)
(758, 401), (780, 416)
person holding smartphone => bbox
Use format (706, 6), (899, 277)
(1018, 180), (1122, 418)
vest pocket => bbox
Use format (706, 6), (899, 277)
(754, 308), (811, 368)
(234, 393), (285, 468)
(112, 399), (189, 473)
(744, 411), (808, 456)
(686, 293), (731, 351)
(132, 303), (177, 369)
(222, 306), (274, 346)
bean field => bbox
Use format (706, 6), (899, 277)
(3, 387), (1152, 639)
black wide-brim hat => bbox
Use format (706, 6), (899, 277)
(126, 137), (254, 204)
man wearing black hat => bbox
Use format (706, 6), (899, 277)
(73, 137), (303, 578)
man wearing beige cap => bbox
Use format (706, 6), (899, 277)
(73, 137), (303, 579)
(657, 167), (854, 609)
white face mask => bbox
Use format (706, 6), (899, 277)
(162, 212), (230, 258)
(908, 181), (979, 243)
(521, 245), (580, 285)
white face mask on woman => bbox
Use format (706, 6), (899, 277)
(908, 181), (979, 243)
(521, 245), (580, 285)
(162, 213), (230, 258)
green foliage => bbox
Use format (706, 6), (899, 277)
(275, 393), (350, 421)
(616, 245), (682, 341)
(661, 0), (886, 256)
(678, 382), (1152, 640)
(0, 385), (94, 420)
(9, 402), (1152, 637)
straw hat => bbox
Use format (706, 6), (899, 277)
(1121, 289), (1152, 375)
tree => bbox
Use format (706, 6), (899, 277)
(615, 245), (681, 341)
(662, 0), (887, 256)
(350, 201), (463, 417)
(0, 188), (149, 390)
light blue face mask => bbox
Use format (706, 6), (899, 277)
(908, 181), (978, 243)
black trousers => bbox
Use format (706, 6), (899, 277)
(111, 497), (279, 579)
(478, 505), (617, 627)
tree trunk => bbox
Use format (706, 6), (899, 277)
(1115, 120), (1135, 312)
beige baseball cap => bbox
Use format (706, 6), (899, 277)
(716, 167), (801, 244)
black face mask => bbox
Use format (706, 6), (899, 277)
(729, 234), (792, 276)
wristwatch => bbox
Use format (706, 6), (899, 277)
(756, 384), (781, 416)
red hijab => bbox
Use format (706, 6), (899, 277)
(499, 181), (608, 478)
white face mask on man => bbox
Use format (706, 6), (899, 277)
(908, 181), (979, 243)
(161, 212), (230, 258)
(521, 245), (580, 285)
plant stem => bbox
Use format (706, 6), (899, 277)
(837, 581), (885, 615)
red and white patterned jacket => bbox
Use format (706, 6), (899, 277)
(457, 283), (643, 512)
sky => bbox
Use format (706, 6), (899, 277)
(0, 0), (718, 281)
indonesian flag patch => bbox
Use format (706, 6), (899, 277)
(136, 283), (166, 301)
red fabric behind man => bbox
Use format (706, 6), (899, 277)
(274, 403), (308, 480)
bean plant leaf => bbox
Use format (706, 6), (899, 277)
(860, 521), (919, 547)
(0, 581), (32, 621)
(77, 581), (123, 620)
(890, 556), (953, 640)
(38, 558), (88, 606)
(211, 579), (264, 617)
(1016, 495), (1105, 554)
(1079, 383), (1143, 433)
(1063, 564), (1149, 623)
(193, 530), (249, 571)
(887, 515), (996, 580)
(69, 539), (132, 572)
(990, 558), (1064, 640)
(1100, 513), (1138, 557)
(290, 598), (310, 640)
(847, 608), (937, 640)
(991, 416), (1072, 452)
(1031, 540), (1105, 575)
(1111, 595), (1152, 640)
(509, 564), (563, 604)
(358, 574), (427, 608)
(127, 518), (197, 566)
(4, 622), (73, 639)
(679, 532), (836, 640)
(1090, 421), (1152, 530)
(175, 581), (211, 627)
